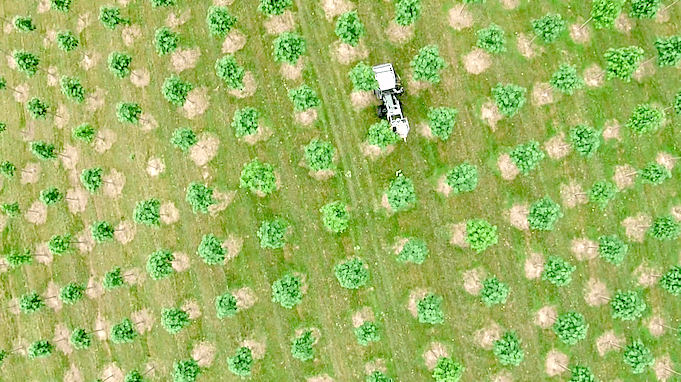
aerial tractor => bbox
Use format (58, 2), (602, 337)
(372, 63), (410, 140)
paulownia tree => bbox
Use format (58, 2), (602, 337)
(528, 196), (562, 231)
(367, 121), (399, 149)
(91, 221), (115, 243)
(240, 159), (277, 195)
(552, 311), (588, 345)
(19, 292), (44, 314)
(386, 174), (416, 212)
(52, 0), (73, 12)
(477, 23), (506, 53)
(604, 46), (645, 82)
(215, 292), (238, 319)
(185, 182), (215, 213)
(492, 83), (526, 117)
(40, 187), (63, 205)
(291, 330), (315, 361)
(397, 239), (428, 264)
(59, 282), (85, 304)
(465, 219), (498, 253)
(589, 0), (626, 29)
(14, 51), (40, 77)
(427, 107), (458, 141)
(480, 276), (509, 306)
(56, 30), (79, 52)
(611, 290), (647, 320)
(5, 251), (32, 268)
(99, 5), (128, 29)
(206, 6), (237, 36)
(27, 340), (53, 359)
(570, 124), (601, 157)
(150, 0), (176, 6)
(161, 308), (191, 334)
(660, 265), (681, 296)
(162, 75), (192, 106)
(117, 102), (142, 124)
(305, 139), (334, 171)
(197, 234), (225, 264)
(228, 347), (253, 377)
(27, 98), (50, 120)
(542, 256), (576, 286)
(411, 45), (446, 84)
(273, 32), (306, 65)
(1, 202), (20, 218)
(432, 357), (465, 382)
(623, 339), (654, 374)
(648, 215), (680, 240)
(640, 162), (671, 185)
(13, 16), (36, 32)
(173, 359), (201, 382)
(629, 0), (662, 18)
(271, 274), (303, 309)
(232, 107), (260, 137)
(654, 35), (681, 67)
(335, 11), (365, 46)
(108, 52), (132, 78)
(334, 258), (369, 289)
(31, 141), (57, 160)
(493, 331), (524, 366)
(146, 249), (175, 279)
(155, 27), (179, 55)
(445, 163), (478, 194)
(103, 267), (125, 290)
(134, 198), (161, 226)
(510, 141), (545, 174)
(0, 161), (15, 179)
(627, 104), (664, 134)
(215, 55), (244, 90)
(171, 128), (197, 151)
(589, 180), (617, 209)
(416, 293), (444, 324)
(48, 234), (71, 255)
(531, 14), (565, 44)
(72, 123), (96, 143)
(124, 370), (145, 382)
(349, 62), (379, 91)
(320, 201), (349, 233)
(550, 64), (585, 95)
(258, 0), (292, 16)
(80, 167), (103, 193)
(288, 85), (320, 111)
(367, 371), (394, 382)
(69, 328), (92, 350)
(60, 76), (86, 103)
(355, 321), (380, 345)
(394, 0), (421, 26)
(257, 219), (288, 249)
(599, 235), (628, 265)
(569, 365), (598, 382)
(110, 318), (137, 344)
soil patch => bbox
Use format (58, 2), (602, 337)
(43, 29), (56, 47)
(308, 375), (334, 382)
(656, 152), (677, 171)
(647, 315), (666, 337)
(386, 21), (414, 44)
(94, 315), (110, 340)
(0, 258), (8, 272)
(222, 30), (247, 53)
(603, 119), (621, 141)
(622, 214), (652, 243)
(55, 103), (70, 129)
(76, 12), (91, 33)
(449, 4), (474, 30)
(66, 188), (88, 214)
(436, 175), (453, 197)
(365, 359), (387, 375)
(243, 339), (267, 360)
(44, 281), (63, 312)
(130, 68), (150, 88)
(77, 230), (95, 253)
(244, 125), (274, 145)
(544, 133), (571, 160)
(234, 287), (257, 309)
(12, 337), (28, 355)
(569, 23), (591, 44)
(571, 238), (598, 261)
(534, 306), (557, 328)
(189, 134), (220, 166)
(25, 200), (47, 225)
(103, 169), (125, 198)
(583, 64), (604, 87)
(122, 25), (141, 47)
(166, 9), (191, 28)
(310, 169), (335, 181)
(19, 124), (34, 142)
(497, 153), (520, 180)
(351, 91), (378, 110)
(214, 0), (235, 4)
(596, 331), (624, 356)
(102, 364), (123, 382)
(613, 164), (637, 190)
(229, 71), (257, 98)
(633, 59), (656, 82)
(47, 66), (59, 87)
(295, 109), (318, 126)
(322, 0), (354, 20)
(265, 11), (295, 34)
(509, 204), (530, 230)
(171, 47), (202, 73)
(3, 21), (12, 34)
(171, 252), (191, 272)
(333, 42), (368, 65)
(80, 52), (100, 71)
(449, 222), (468, 247)
(585, 278), (610, 306)
(7, 298), (20, 315)
(406, 289), (428, 318)
(147, 158), (165, 177)
(352, 306), (375, 328)
(64, 363), (83, 382)
(14, 83), (30, 103)
(182, 300), (202, 319)
(634, 263), (662, 287)
(380, 193), (394, 214)
(20, 163), (41, 185)
(545, 350), (569, 377)
(54, 323), (73, 355)
(281, 59), (305, 81)
(474, 323), (501, 350)
(131, 309), (155, 334)
(407, 77), (431, 95)
(183, 87), (210, 119)
(532, 82), (556, 106)
(61, 145), (79, 171)
(160, 202), (180, 224)
(123, 268), (145, 286)
(35, 242), (53, 265)
(500, 0), (519, 9)
(139, 113), (158, 131)
(192, 341), (217, 367)
(490, 371), (513, 382)
(86, 88), (106, 112)
(463, 268), (485, 295)
(208, 190), (236, 216)
(114, 221), (136, 245)
(614, 13), (634, 34)
(481, 101), (502, 130)
(561, 182), (588, 209)
(525, 253), (545, 280)
(361, 142), (395, 160)
(654, 355), (675, 382)
(656, 8), (671, 22)
(517, 33), (537, 59)
(423, 342), (449, 370)
(86, 276), (104, 299)
(94, 129), (117, 153)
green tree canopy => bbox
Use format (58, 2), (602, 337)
(411, 45), (446, 83)
(110, 318), (137, 344)
(627, 104), (664, 134)
(492, 83), (527, 117)
(162, 75), (193, 106)
(550, 64), (585, 95)
(349, 62), (379, 91)
(40, 187), (63, 205)
(417, 293), (444, 324)
(185, 182), (215, 213)
(528, 196), (562, 231)
(117, 102), (142, 124)
(552, 311), (589, 345)
(52, 0), (73, 12)
(320, 201), (349, 233)
(569, 365), (598, 382)
(335, 11), (365, 46)
(271, 274), (303, 309)
(387, 174), (416, 212)
(258, 0), (292, 16)
(629, 0), (662, 18)
(291, 330), (315, 361)
(56, 30), (79, 52)
(445, 163), (478, 193)
(173, 359), (201, 382)
(480, 276), (509, 306)
(228, 347), (253, 377)
(48, 234), (71, 255)
(367, 120), (400, 149)
(305, 139), (335, 171)
(215, 292), (238, 319)
(133, 198), (161, 226)
(660, 265), (681, 296)
(161, 308), (191, 334)
(146, 249), (175, 279)
(598, 235), (628, 265)
(623, 339), (654, 374)
(27, 98), (50, 120)
(570, 124), (601, 157)
(288, 85), (320, 111)
(99, 5), (128, 29)
(240, 159), (277, 195)
(206, 6), (237, 36)
(493, 331), (524, 366)
(477, 23), (506, 53)
(91, 221), (115, 243)
(654, 35), (681, 67)
(611, 290), (647, 320)
(108, 52), (132, 78)
(367, 371), (394, 382)
(604, 46), (645, 82)
(510, 141), (545, 175)
(103, 267), (125, 290)
(171, 128), (197, 151)
(273, 32), (306, 65)
(432, 357), (465, 382)
(215, 55), (244, 90)
(531, 14), (565, 44)
(397, 239), (429, 264)
(465, 219), (498, 253)
(13, 16), (36, 33)
(542, 256), (576, 286)
(427, 107), (458, 141)
(14, 51), (40, 77)
(257, 219), (288, 249)
(69, 328), (92, 350)
(334, 258), (369, 289)
(59, 282), (85, 304)
(80, 167), (103, 193)
(589, 180), (617, 209)
(232, 107), (260, 137)
(155, 27), (179, 55)
(72, 123), (96, 143)
(394, 0), (421, 26)
(0, 161), (16, 178)
(197, 234), (225, 265)
(27, 340), (53, 359)
(640, 162), (671, 185)
(355, 321), (380, 345)
(31, 141), (57, 160)
(19, 292), (44, 314)
(648, 215), (681, 240)
(592, 0), (626, 29)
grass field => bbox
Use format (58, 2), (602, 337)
(1, 0), (681, 381)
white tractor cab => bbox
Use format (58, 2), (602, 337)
(372, 63), (410, 140)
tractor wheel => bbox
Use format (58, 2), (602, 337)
(377, 105), (387, 119)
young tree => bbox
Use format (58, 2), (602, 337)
(599, 235), (628, 265)
(155, 27), (179, 55)
(528, 196), (562, 231)
(14, 51), (40, 77)
(367, 120), (400, 149)
(445, 163), (478, 194)
(171, 128), (198, 151)
(570, 124), (601, 157)
(531, 14), (565, 44)
(30, 141), (57, 161)
(99, 5), (128, 29)
(550, 64), (585, 95)
(161, 308), (191, 334)
(591, 0), (626, 29)
(611, 290), (647, 320)
(117, 102), (142, 124)
(394, 0), (422, 26)
(334, 258), (369, 289)
(206, 6), (237, 36)
(258, 0), (292, 16)
(1, 202), (20, 218)
(320, 201), (349, 233)
(173, 359), (201, 382)
(162, 75), (192, 106)
(305, 139), (335, 171)
(367, 371), (394, 382)
(627, 103), (664, 134)
(349, 62), (379, 91)
(604, 46), (645, 82)
(124, 370), (145, 382)
(552, 312), (588, 345)
(215, 55), (244, 90)
(660, 266), (681, 296)
(56, 30), (79, 52)
(0, 161), (15, 178)
(146, 249), (175, 279)
(623, 339), (654, 374)
(417, 293), (444, 324)
(91, 221), (115, 243)
(411, 45), (446, 84)
(110, 318), (137, 344)
(27, 340), (53, 359)
(386, 174), (416, 212)
(654, 35), (681, 67)
(134, 198), (161, 226)
(493, 331), (524, 366)
(273, 32), (306, 65)
(197, 234), (225, 264)
(52, 0), (73, 12)
(186, 182), (215, 213)
(569, 365), (598, 382)
(476, 24), (506, 53)
(589, 180), (617, 209)
(335, 11), (365, 46)
(80, 167), (103, 193)
(510, 141), (545, 175)
(397, 239), (428, 264)
(60, 76), (86, 103)
(5, 251), (32, 268)
(150, 0), (175, 6)
(59, 282), (85, 304)
(19, 292), (44, 314)
(72, 123), (96, 143)
(291, 330), (315, 361)
(492, 83), (526, 117)
(465, 219), (498, 253)
(675, 89), (681, 114)
(480, 277), (509, 306)
(648, 215), (681, 240)
(640, 162), (671, 185)
(288, 85), (320, 111)
(103, 267), (125, 290)
(542, 256), (576, 286)
(427, 107), (458, 141)
(432, 357), (465, 382)
(355, 321), (380, 345)
(40, 186), (63, 205)
(231, 107), (260, 137)
(215, 292), (238, 319)
(27, 98), (50, 120)
(240, 159), (277, 195)
(13, 16), (36, 32)
(271, 274), (303, 309)
(629, 0), (662, 18)
(108, 52), (132, 78)
(257, 219), (288, 249)
(69, 328), (92, 350)
(228, 347), (253, 377)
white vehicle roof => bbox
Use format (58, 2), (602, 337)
(372, 63), (397, 92)
(391, 118), (410, 140)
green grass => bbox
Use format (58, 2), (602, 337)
(0, 0), (680, 381)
